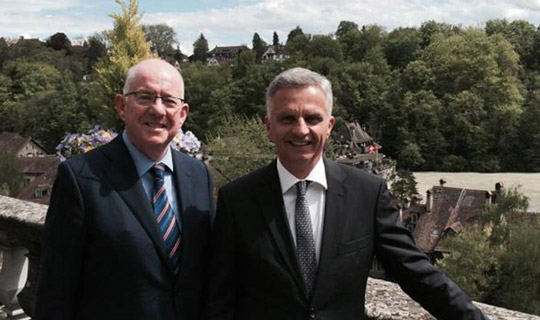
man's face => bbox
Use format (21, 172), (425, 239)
(265, 85), (335, 178)
(115, 61), (188, 161)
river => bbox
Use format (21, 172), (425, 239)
(413, 172), (540, 213)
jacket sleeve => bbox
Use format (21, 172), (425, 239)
(34, 161), (87, 320)
(203, 187), (238, 320)
(373, 181), (488, 320)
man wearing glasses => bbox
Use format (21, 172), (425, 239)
(35, 59), (214, 320)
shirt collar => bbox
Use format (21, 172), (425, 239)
(276, 157), (327, 195)
(122, 131), (174, 177)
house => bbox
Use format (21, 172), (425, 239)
(16, 155), (60, 185)
(207, 45), (249, 65)
(0, 132), (47, 157)
(334, 122), (395, 183)
(401, 180), (495, 260)
(17, 165), (58, 205)
(262, 45), (288, 61)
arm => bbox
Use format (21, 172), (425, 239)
(203, 188), (237, 320)
(34, 161), (87, 320)
(373, 181), (488, 320)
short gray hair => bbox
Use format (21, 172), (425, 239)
(265, 67), (333, 115)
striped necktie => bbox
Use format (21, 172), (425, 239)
(150, 163), (181, 274)
(295, 180), (317, 297)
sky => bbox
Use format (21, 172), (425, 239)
(2, 0), (540, 55)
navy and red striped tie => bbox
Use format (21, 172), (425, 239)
(150, 163), (181, 274)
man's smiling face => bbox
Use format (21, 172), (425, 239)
(265, 85), (335, 178)
(115, 60), (188, 161)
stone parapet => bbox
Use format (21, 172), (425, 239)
(0, 195), (538, 319)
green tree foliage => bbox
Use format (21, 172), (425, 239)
(207, 116), (274, 190)
(391, 169), (418, 201)
(286, 26), (310, 59)
(439, 188), (540, 315)
(385, 27), (421, 69)
(46, 32), (72, 53)
(86, 33), (108, 72)
(307, 35), (343, 62)
(272, 31), (280, 47)
(192, 33), (209, 62)
(252, 32), (267, 63)
(92, 0), (153, 128)
(143, 24), (177, 57)
(0, 152), (25, 197)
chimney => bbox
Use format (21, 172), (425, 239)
(485, 191), (492, 206)
(426, 189), (432, 212)
(439, 178), (447, 187)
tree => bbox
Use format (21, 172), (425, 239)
(485, 19), (537, 68)
(192, 33), (209, 62)
(207, 116), (274, 190)
(307, 35), (343, 62)
(92, 0), (153, 128)
(252, 32), (267, 63)
(0, 152), (25, 197)
(46, 32), (72, 53)
(285, 26), (310, 58)
(143, 24), (177, 57)
(385, 27), (422, 69)
(272, 31), (279, 47)
(439, 188), (540, 315)
(86, 33), (108, 72)
(335, 20), (358, 40)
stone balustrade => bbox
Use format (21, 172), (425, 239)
(0, 195), (538, 320)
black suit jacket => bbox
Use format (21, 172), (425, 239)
(204, 159), (486, 320)
(35, 136), (214, 320)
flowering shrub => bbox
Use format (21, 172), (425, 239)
(56, 126), (201, 160)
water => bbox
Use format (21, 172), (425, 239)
(413, 172), (540, 212)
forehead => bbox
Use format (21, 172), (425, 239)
(128, 66), (183, 94)
(270, 85), (327, 115)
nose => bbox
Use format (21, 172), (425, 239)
(148, 97), (167, 115)
(292, 118), (310, 136)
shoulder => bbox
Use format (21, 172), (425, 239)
(326, 159), (384, 186)
(220, 161), (276, 195)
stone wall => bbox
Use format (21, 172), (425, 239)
(0, 195), (539, 319)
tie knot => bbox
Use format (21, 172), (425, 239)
(296, 180), (310, 197)
(151, 163), (166, 179)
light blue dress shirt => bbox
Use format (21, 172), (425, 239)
(122, 131), (181, 229)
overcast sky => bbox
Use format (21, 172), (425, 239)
(1, 0), (540, 55)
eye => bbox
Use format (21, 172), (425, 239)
(136, 93), (155, 103)
(278, 114), (296, 124)
(304, 114), (323, 125)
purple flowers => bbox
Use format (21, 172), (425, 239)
(56, 126), (201, 160)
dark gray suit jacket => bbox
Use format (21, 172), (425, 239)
(204, 159), (486, 320)
(35, 136), (214, 320)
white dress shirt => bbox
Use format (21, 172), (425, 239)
(277, 157), (327, 261)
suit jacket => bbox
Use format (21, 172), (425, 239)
(35, 136), (214, 320)
(204, 159), (486, 320)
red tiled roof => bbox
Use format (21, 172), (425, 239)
(17, 164), (59, 205)
(0, 132), (29, 154)
(16, 155), (60, 175)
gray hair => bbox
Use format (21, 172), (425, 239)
(265, 67), (333, 115)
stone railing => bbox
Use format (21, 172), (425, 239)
(0, 195), (538, 320)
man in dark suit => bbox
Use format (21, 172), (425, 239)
(204, 67), (487, 320)
(35, 59), (214, 320)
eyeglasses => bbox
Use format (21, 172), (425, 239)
(125, 91), (185, 110)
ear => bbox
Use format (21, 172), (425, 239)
(177, 103), (190, 127)
(327, 116), (335, 136)
(115, 94), (127, 121)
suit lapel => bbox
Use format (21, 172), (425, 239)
(100, 136), (171, 271)
(256, 162), (308, 299)
(314, 159), (347, 297)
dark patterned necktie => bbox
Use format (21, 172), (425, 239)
(295, 180), (317, 296)
(150, 163), (181, 274)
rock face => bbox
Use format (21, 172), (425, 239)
(365, 278), (540, 320)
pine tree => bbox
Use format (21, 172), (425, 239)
(192, 34), (209, 63)
(273, 31), (279, 47)
(92, 0), (153, 128)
